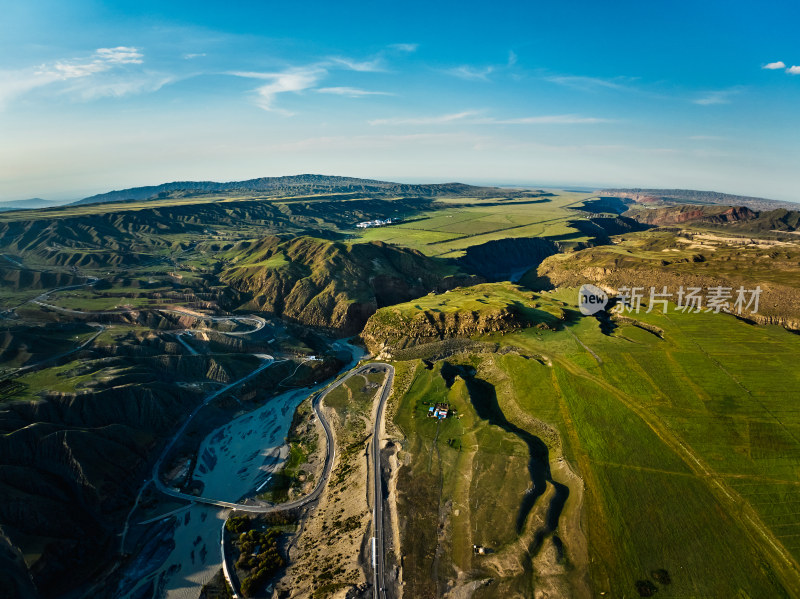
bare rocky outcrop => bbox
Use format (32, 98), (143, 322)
(362, 305), (528, 355)
(625, 205), (758, 226)
(532, 254), (800, 331)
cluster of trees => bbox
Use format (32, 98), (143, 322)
(236, 528), (284, 598)
(225, 515), (251, 534)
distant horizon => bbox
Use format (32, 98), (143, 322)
(1, 172), (796, 206)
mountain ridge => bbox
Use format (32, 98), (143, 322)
(73, 174), (499, 206)
(600, 188), (798, 211)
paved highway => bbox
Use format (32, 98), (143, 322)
(370, 363), (394, 599)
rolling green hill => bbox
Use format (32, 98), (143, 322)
(1, 179), (799, 599)
(220, 236), (479, 333)
(0, 195), (436, 270)
(361, 282), (565, 354)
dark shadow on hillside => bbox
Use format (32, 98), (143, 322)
(567, 217), (652, 245)
(458, 237), (560, 282)
(453, 198), (552, 208)
(440, 362), (568, 535)
(569, 196), (632, 215)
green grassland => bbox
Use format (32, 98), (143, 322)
(362, 282), (568, 354)
(0, 191), (369, 222)
(392, 358), (548, 598)
(354, 191), (594, 258)
(40, 288), (158, 311)
(389, 285), (800, 597)
(11, 359), (99, 399)
(0, 191), (442, 276)
(377, 282), (564, 321)
(528, 229), (800, 328)
(535, 229), (800, 288)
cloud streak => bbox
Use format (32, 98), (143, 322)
(763, 61), (786, 70)
(0, 46), (153, 108)
(546, 74), (636, 92)
(369, 111), (610, 126)
(445, 65), (494, 81)
(230, 67), (325, 113)
(328, 56), (385, 72)
(230, 47), (408, 112)
(315, 86), (393, 97)
(389, 43), (418, 53)
(693, 88), (741, 105)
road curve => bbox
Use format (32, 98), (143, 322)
(27, 278), (266, 337)
(149, 362), (393, 516)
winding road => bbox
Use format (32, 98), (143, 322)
(28, 278), (267, 336)
(121, 347), (396, 597)
(148, 362), (393, 514)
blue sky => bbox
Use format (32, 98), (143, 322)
(1, 0), (799, 202)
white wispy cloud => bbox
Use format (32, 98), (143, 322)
(546, 75), (635, 92)
(231, 67), (325, 113)
(328, 56), (385, 72)
(183, 53), (207, 60)
(230, 50), (401, 112)
(94, 47), (143, 64)
(508, 50), (518, 66)
(44, 46), (143, 79)
(763, 61), (786, 70)
(693, 88), (741, 105)
(369, 111), (610, 126)
(315, 87), (393, 97)
(65, 74), (174, 100)
(389, 43), (418, 53)
(445, 65), (495, 81)
(0, 46), (155, 108)
(369, 111), (482, 125)
(490, 115), (610, 124)
(787, 65), (800, 75)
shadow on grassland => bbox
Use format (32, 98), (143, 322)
(440, 363), (568, 538)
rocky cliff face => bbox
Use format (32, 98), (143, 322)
(625, 205), (758, 227)
(362, 304), (527, 355)
(360, 283), (563, 355)
(221, 236), (480, 334)
(532, 251), (800, 331)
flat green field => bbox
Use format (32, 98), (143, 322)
(390, 287), (800, 597)
(355, 190), (594, 257)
